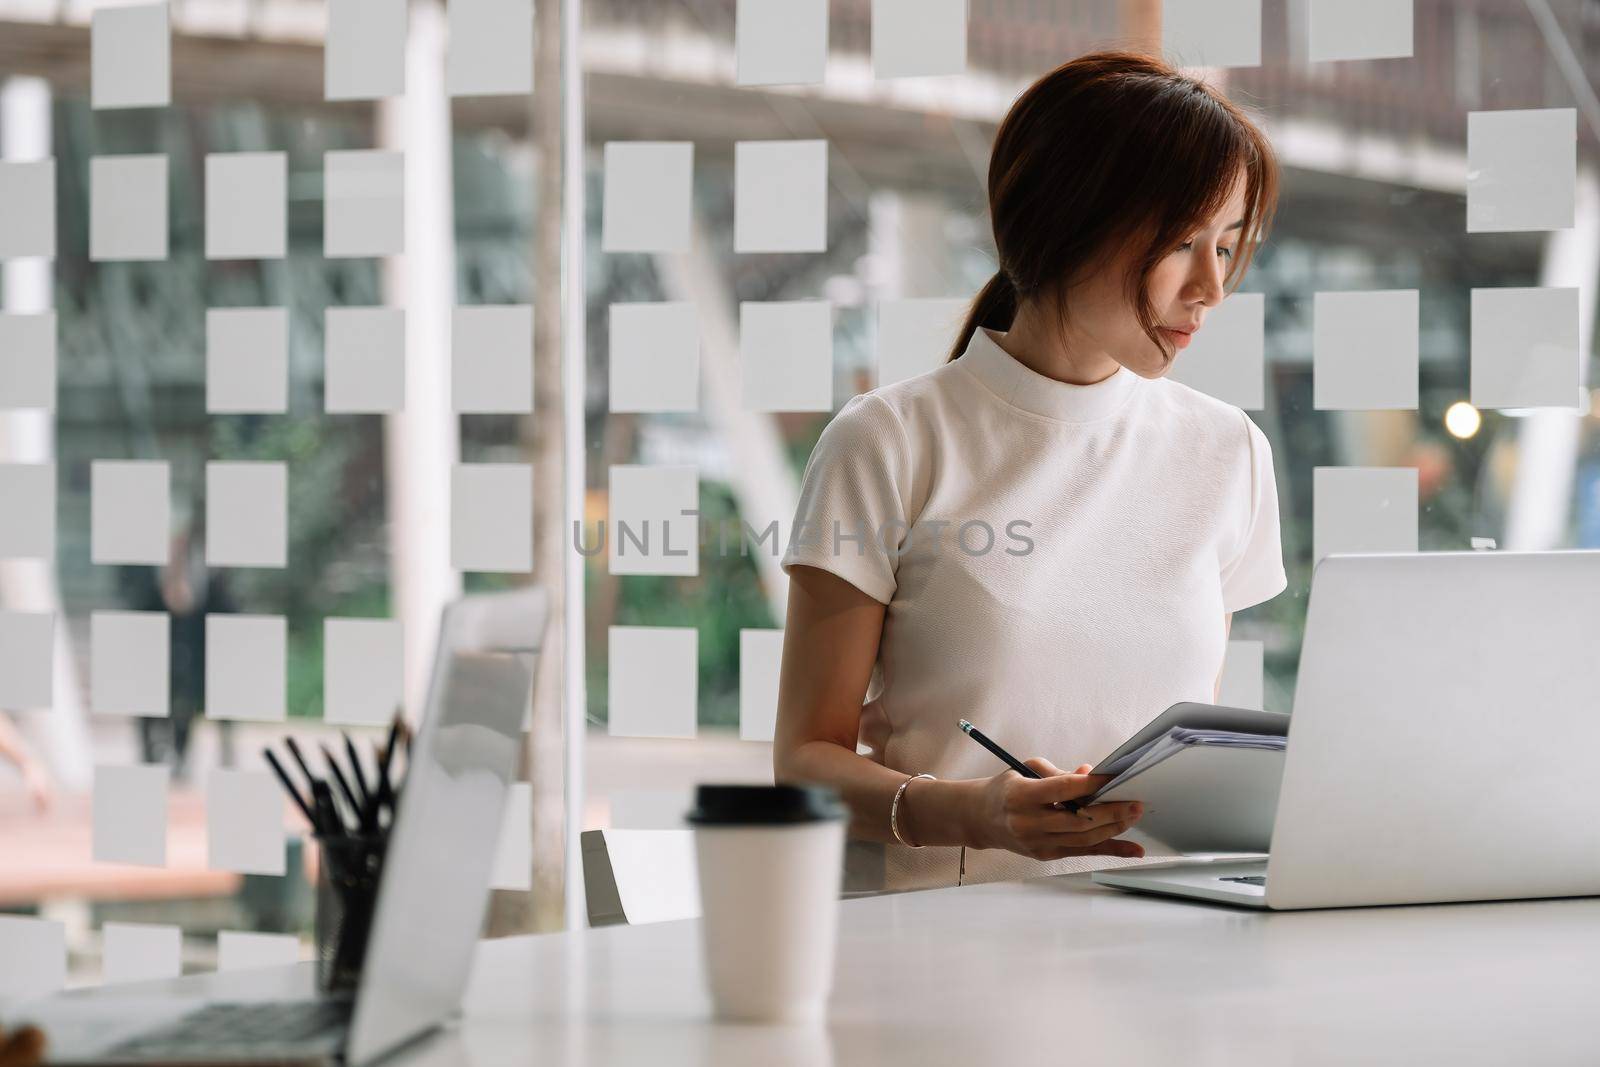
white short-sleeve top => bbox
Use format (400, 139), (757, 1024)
(778, 325), (1288, 892)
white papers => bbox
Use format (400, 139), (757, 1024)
(91, 460), (169, 565)
(736, 0), (827, 86)
(0, 463), (53, 559)
(738, 628), (783, 742)
(324, 150), (404, 258)
(607, 464), (699, 577)
(1308, 0), (1412, 62)
(1467, 109), (1577, 233)
(1163, 0), (1261, 69)
(0, 311), (55, 410)
(207, 769), (286, 875)
(324, 618), (404, 727)
(325, 306), (406, 413)
(451, 464), (533, 573)
(1470, 287), (1581, 410)
(102, 922), (182, 985)
(873, 0), (966, 79)
(1313, 290), (1419, 410)
(608, 625), (697, 738)
(445, 0), (533, 97)
(609, 302), (699, 413)
(205, 153), (286, 260)
(326, 0), (406, 101)
(207, 308), (288, 414)
(601, 143), (693, 254)
(875, 298), (967, 387)
(0, 611), (53, 710)
(205, 615), (287, 723)
(92, 2), (170, 110)
(91, 611), (169, 717)
(735, 140), (828, 253)
(207, 461), (287, 568)
(93, 763), (169, 867)
(91, 155), (168, 261)
(452, 305), (533, 413)
(0, 160), (56, 258)
(1163, 293), (1264, 410)
(1312, 466), (1418, 565)
(740, 300), (833, 412)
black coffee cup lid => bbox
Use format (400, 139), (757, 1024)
(685, 783), (846, 825)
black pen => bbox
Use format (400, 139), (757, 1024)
(958, 719), (1084, 815)
(264, 748), (317, 828)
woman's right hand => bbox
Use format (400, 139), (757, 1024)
(969, 757), (1145, 861)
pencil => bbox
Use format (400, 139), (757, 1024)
(958, 719), (1083, 815)
(263, 748), (318, 829)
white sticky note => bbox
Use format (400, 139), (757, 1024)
(94, 763), (169, 867)
(609, 302), (699, 413)
(324, 150), (404, 258)
(91, 155), (168, 261)
(876, 297), (967, 386)
(1471, 287), (1580, 410)
(1313, 290), (1418, 410)
(600, 142), (693, 254)
(91, 611), (169, 717)
(741, 301), (833, 412)
(1312, 466), (1418, 567)
(0, 311), (57, 410)
(735, 140), (827, 253)
(452, 304), (533, 413)
(608, 625), (697, 738)
(207, 307), (288, 414)
(205, 615), (286, 723)
(207, 769), (286, 875)
(1218, 639), (1265, 711)
(0, 160), (56, 258)
(324, 306), (405, 413)
(326, 0), (406, 100)
(451, 464), (533, 573)
(736, 0), (827, 86)
(217, 930), (299, 971)
(324, 618), (404, 727)
(873, 0), (966, 78)
(92, 460), (170, 565)
(91, 2), (170, 109)
(738, 628), (783, 742)
(0, 916), (65, 1001)
(0, 462), (54, 560)
(490, 781), (533, 891)
(205, 153), (286, 260)
(0, 611), (53, 711)
(608, 464), (699, 577)
(206, 461), (287, 568)
(1308, 0), (1411, 62)
(445, 0), (533, 96)
(1467, 109), (1576, 233)
(1163, 0), (1261, 69)
(102, 922), (182, 985)
(1163, 292), (1264, 409)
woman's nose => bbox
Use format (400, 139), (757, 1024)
(1188, 255), (1226, 307)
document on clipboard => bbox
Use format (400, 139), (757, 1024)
(1087, 702), (1290, 854)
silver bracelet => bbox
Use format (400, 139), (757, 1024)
(890, 772), (936, 848)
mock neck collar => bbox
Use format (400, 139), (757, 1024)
(954, 326), (1143, 422)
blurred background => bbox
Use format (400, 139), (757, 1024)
(1, 0), (1597, 987)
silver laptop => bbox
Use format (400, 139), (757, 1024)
(10, 587), (548, 1064)
(1093, 550), (1600, 910)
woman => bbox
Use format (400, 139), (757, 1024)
(773, 50), (1287, 893)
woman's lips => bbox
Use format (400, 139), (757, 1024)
(1161, 327), (1194, 349)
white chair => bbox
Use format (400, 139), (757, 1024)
(580, 829), (702, 927)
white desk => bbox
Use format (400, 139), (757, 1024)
(30, 873), (1600, 1065)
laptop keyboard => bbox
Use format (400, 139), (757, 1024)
(1221, 875), (1267, 887)
(102, 1000), (352, 1060)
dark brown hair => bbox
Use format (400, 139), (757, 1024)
(947, 50), (1279, 364)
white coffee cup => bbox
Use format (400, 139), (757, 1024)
(686, 784), (847, 1023)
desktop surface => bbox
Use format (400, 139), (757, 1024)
(24, 871), (1600, 1066)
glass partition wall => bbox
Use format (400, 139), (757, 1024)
(0, 0), (1597, 990)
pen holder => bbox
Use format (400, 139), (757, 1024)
(312, 832), (388, 993)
